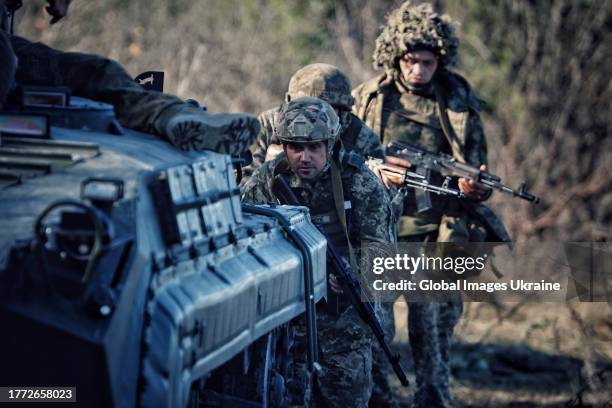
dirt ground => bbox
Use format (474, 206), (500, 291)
(388, 300), (612, 407)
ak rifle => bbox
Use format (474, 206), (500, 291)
(386, 140), (540, 203)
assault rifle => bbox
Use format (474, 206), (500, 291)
(272, 174), (410, 387)
(367, 156), (465, 212)
(386, 141), (540, 204)
(368, 154), (466, 213)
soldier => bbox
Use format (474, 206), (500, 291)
(1, 0), (259, 156)
(241, 63), (383, 182)
(353, 2), (493, 407)
(242, 63), (396, 407)
(242, 96), (395, 407)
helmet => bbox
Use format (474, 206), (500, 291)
(372, 2), (459, 75)
(276, 96), (340, 161)
(286, 63), (354, 111)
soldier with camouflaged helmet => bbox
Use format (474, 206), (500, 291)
(353, 2), (497, 407)
(241, 63), (384, 183)
(242, 62), (396, 407)
(242, 97), (395, 407)
(1, 0), (259, 156)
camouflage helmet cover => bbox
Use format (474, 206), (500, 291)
(373, 1), (459, 73)
(286, 63), (355, 110)
(276, 96), (341, 158)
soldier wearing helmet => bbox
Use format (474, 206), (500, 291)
(241, 63), (384, 183)
(353, 2), (496, 407)
(242, 97), (395, 407)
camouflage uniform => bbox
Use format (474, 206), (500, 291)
(241, 63), (393, 406)
(242, 63), (384, 182)
(353, 3), (490, 407)
(242, 97), (395, 407)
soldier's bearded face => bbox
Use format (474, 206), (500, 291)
(399, 50), (438, 86)
(284, 141), (328, 180)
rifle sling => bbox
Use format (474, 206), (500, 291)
(434, 84), (465, 162)
(330, 160), (359, 273)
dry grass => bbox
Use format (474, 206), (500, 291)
(392, 299), (612, 407)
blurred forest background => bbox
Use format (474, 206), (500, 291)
(14, 0), (611, 243)
(13, 1), (612, 406)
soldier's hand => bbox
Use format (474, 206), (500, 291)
(328, 274), (343, 294)
(385, 155), (412, 169)
(459, 164), (490, 200)
(45, 0), (71, 24)
(367, 156), (411, 190)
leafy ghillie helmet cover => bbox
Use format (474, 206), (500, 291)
(275, 96), (340, 160)
(373, 1), (459, 75)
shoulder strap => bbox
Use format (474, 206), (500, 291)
(435, 83), (465, 162)
(330, 160), (359, 273)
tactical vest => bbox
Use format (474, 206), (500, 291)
(354, 72), (482, 164)
(354, 74), (483, 236)
(310, 208), (351, 258)
(275, 171), (352, 258)
(275, 168), (354, 314)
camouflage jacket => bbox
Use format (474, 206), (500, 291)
(353, 72), (487, 166)
(242, 107), (384, 181)
(352, 72), (507, 240)
(242, 151), (394, 247)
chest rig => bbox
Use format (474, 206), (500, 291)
(275, 169), (353, 259)
(273, 158), (357, 314)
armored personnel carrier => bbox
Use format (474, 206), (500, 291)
(0, 86), (327, 407)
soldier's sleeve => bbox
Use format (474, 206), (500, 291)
(241, 109), (277, 183)
(351, 166), (395, 244)
(241, 162), (277, 205)
(357, 125), (384, 160)
(11, 35), (184, 134)
(350, 167), (396, 293)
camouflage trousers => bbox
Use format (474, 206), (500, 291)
(369, 301), (398, 408)
(289, 304), (374, 407)
(402, 217), (467, 408)
(10, 35), (184, 137)
(408, 301), (462, 408)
